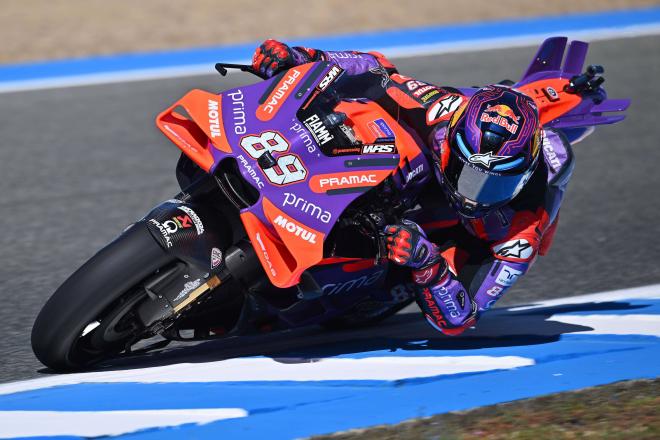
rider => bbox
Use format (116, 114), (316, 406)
(252, 40), (575, 335)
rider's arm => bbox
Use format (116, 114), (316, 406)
(385, 208), (557, 335)
(252, 39), (397, 78)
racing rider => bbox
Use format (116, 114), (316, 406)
(252, 40), (577, 335)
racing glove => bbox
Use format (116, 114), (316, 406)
(384, 220), (446, 273)
(252, 39), (319, 78)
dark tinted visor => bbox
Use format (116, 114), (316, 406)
(445, 138), (532, 206)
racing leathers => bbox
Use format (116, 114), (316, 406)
(253, 41), (577, 335)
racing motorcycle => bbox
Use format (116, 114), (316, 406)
(32, 37), (629, 371)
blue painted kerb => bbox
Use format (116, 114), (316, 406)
(1, 7), (660, 83)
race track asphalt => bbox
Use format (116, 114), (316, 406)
(1, 35), (658, 382)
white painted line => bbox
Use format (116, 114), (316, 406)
(509, 283), (660, 311)
(549, 314), (660, 336)
(1, 23), (658, 94)
(0, 408), (248, 438)
(0, 356), (534, 396)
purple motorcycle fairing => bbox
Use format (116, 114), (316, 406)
(208, 62), (431, 240)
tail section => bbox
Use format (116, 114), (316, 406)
(515, 37), (630, 130)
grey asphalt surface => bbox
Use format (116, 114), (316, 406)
(1, 35), (659, 383)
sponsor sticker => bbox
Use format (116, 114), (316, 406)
(544, 86), (560, 102)
(149, 218), (173, 248)
(317, 65), (343, 92)
(413, 85), (435, 97)
(174, 278), (202, 302)
(237, 154), (265, 189)
(405, 164), (424, 183)
(177, 206), (204, 235)
(542, 135), (562, 171)
(162, 215), (193, 234)
(495, 265), (523, 286)
(367, 118), (395, 139)
(361, 143), (397, 154)
(468, 151), (510, 168)
(480, 104), (520, 134)
(331, 146), (362, 156)
(322, 270), (384, 295)
(273, 214), (318, 244)
(227, 90), (246, 135)
(289, 121), (317, 154)
(256, 68), (304, 121)
(303, 114), (334, 146)
(282, 192), (332, 224)
(255, 232), (276, 277)
(420, 89), (440, 103)
(211, 247), (223, 269)
(492, 239), (534, 260)
(310, 170), (390, 193)
(207, 99), (222, 138)
(427, 95), (463, 124)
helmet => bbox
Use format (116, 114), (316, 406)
(439, 85), (542, 218)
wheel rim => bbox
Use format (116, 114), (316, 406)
(69, 289), (147, 365)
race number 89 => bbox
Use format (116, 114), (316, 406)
(240, 131), (307, 185)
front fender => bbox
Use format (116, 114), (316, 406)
(143, 199), (232, 273)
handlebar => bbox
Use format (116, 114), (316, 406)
(215, 63), (268, 80)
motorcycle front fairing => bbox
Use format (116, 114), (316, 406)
(156, 61), (430, 288)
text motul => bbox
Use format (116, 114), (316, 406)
(207, 99), (221, 138)
(273, 215), (317, 244)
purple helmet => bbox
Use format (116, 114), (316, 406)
(440, 85), (542, 218)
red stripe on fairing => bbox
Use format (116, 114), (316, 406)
(317, 257), (362, 266)
(342, 259), (377, 272)
(315, 258), (377, 272)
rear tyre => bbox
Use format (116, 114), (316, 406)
(31, 222), (174, 371)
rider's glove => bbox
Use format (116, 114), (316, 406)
(384, 220), (441, 268)
(252, 39), (313, 78)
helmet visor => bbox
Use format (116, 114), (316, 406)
(444, 148), (532, 207)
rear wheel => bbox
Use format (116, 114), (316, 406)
(31, 222), (174, 371)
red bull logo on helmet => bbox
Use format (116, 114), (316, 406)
(480, 104), (520, 134)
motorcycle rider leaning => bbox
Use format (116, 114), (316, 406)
(252, 39), (575, 335)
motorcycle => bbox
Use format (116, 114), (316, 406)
(32, 37), (629, 371)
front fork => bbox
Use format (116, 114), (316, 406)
(135, 177), (268, 334)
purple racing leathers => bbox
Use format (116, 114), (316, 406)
(260, 44), (577, 335)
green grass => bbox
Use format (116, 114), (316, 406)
(311, 378), (660, 440)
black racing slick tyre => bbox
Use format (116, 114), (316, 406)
(31, 222), (174, 371)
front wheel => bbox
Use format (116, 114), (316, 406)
(31, 222), (174, 371)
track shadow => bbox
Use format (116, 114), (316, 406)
(36, 299), (651, 374)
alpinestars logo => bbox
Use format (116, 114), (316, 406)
(427, 95), (462, 123)
(493, 239), (533, 260)
(468, 151), (510, 168)
(273, 215), (317, 244)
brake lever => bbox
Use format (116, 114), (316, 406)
(215, 62), (268, 80)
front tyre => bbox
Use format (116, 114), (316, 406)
(31, 222), (174, 371)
